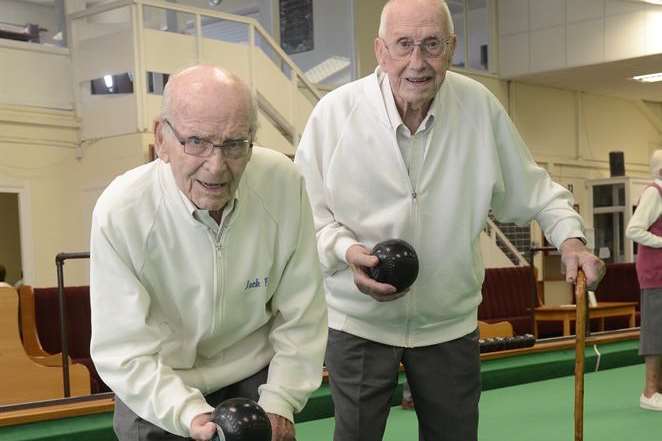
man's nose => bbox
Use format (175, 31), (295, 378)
(204, 147), (228, 171)
(408, 46), (426, 68)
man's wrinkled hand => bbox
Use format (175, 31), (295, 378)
(190, 412), (217, 441)
(268, 413), (296, 441)
(559, 238), (606, 290)
(345, 244), (405, 302)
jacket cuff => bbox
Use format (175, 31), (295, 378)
(180, 400), (215, 438)
(258, 391), (295, 423)
(549, 218), (585, 249)
(334, 236), (361, 264)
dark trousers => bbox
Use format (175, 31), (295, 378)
(113, 367), (269, 441)
(325, 328), (481, 441)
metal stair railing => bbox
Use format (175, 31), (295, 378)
(483, 218), (529, 266)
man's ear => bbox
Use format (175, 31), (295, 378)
(374, 37), (387, 67)
(153, 119), (169, 162)
(447, 34), (457, 62)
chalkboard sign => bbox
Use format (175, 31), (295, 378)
(280, 0), (313, 54)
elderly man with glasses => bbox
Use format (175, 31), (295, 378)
(89, 65), (327, 441)
(294, 1), (605, 440)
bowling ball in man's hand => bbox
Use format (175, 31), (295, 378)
(212, 398), (271, 441)
(368, 239), (419, 293)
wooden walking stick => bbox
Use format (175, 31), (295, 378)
(574, 270), (588, 441)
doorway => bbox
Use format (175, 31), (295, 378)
(0, 192), (22, 285)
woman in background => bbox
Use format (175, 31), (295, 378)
(626, 149), (662, 411)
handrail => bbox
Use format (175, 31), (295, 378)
(484, 218), (528, 266)
(70, 0), (321, 102)
(252, 25), (321, 100)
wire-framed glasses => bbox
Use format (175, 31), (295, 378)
(381, 36), (453, 59)
(163, 119), (252, 159)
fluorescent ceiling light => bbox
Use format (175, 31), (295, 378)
(632, 72), (662, 83)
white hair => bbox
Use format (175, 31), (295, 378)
(651, 149), (662, 178)
(378, 0), (454, 38)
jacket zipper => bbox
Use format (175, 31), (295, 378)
(210, 226), (226, 335)
(405, 133), (425, 347)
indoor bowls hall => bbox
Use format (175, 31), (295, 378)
(1, 1), (661, 441)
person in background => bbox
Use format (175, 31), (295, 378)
(89, 65), (327, 441)
(294, 1), (606, 440)
(13, 270), (24, 289)
(0, 264), (13, 288)
(626, 149), (662, 412)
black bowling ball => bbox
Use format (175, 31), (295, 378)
(212, 398), (271, 441)
(368, 239), (419, 293)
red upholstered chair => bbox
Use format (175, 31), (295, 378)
(32, 286), (110, 393)
(478, 266), (539, 336)
(594, 262), (641, 329)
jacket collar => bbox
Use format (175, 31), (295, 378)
(363, 66), (446, 131)
(157, 159), (239, 226)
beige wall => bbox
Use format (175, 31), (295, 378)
(0, 103), (149, 287)
(0, 193), (21, 284)
(0, 41), (72, 110)
(354, 0), (386, 78)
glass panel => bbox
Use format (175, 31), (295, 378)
(449, 0), (465, 67)
(143, 6), (195, 35)
(616, 184), (625, 206)
(285, 0), (355, 88)
(256, 30), (281, 68)
(0, 0), (66, 47)
(617, 211), (624, 260)
(593, 211), (625, 263)
(593, 212), (614, 262)
(201, 16), (249, 44)
(90, 72), (134, 95)
(593, 184), (614, 207)
(146, 72), (170, 95)
(467, 0), (489, 71)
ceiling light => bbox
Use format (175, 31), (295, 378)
(632, 72), (662, 83)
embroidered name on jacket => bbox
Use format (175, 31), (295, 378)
(245, 277), (269, 290)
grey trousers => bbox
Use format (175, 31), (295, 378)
(640, 287), (662, 356)
(113, 367), (268, 441)
(325, 328), (481, 441)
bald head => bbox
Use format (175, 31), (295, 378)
(378, 0), (454, 38)
(651, 149), (662, 178)
(161, 65), (257, 136)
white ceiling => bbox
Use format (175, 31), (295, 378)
(510, 53), (662, 103)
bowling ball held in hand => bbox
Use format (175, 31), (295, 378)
(368, 239), (419, 293)
(212, 398), (271, 441)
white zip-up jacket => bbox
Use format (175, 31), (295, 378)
(90, 147), (327, 436)
(295, 70), (584, 347)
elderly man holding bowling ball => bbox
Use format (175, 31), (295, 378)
(89, 65), (327, 441)
(294, 1), (605, 440)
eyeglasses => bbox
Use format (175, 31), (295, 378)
(381, 36), (453, 59)
(163, 119), (252, 159)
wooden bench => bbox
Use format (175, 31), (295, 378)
(0, 286), (90, 405)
